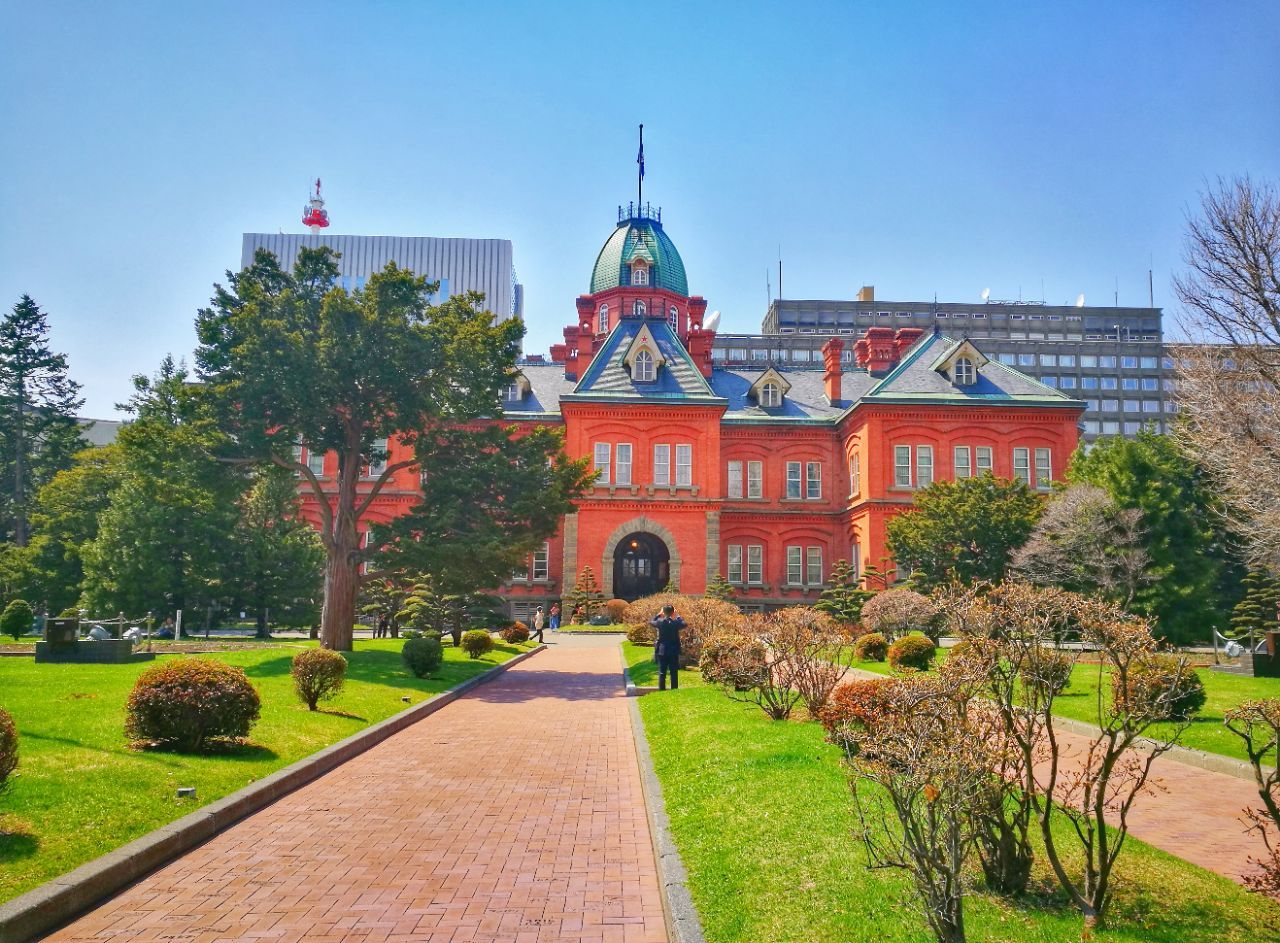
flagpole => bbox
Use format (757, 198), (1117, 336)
(638, 124), (644, 208)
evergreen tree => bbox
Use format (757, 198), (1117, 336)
(705, 572), (737, 602)
(81, 358), (243, 618)
(1229, 568), (1280, 639)
(228, 466), (325, 637)
(814, 558), (873, 626)
(567, 566), (605, 621)
(0, 296), (86, 546)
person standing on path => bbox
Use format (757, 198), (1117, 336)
(548, 602), (561, 631)
(650, 604), (686, 691)
(532, 606), (546, 643)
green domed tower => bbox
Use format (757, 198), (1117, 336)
(590, 202), (688, 297)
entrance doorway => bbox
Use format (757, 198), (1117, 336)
(612, 532), (670, 601)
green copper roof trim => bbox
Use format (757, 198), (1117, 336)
(589, 218), (689, 295)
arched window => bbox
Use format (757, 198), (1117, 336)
(598, 303), (609, 333)
(669, 305), (679, 330)
(633, 299), (646, 317)
(634, 349), (655, 382)
(632, 265), (649, 286)
(761, 382), (781, 407)
(953, 357), (976, 386)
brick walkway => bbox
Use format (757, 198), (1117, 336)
(47, 637), (667, 943)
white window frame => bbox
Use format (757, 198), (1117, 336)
(895, 445), (912, 488)
(747, 460), (763, 498)
(953, 358), (975, 385)
(632, 265), (648, 286)
(727, 460), (743, 499)
(787, 546), (803, 586)
(850, 452), (861, 496)
(727, 544), (743, 584)
(675, 444), (693, 486)
(1013, 447), (1031, 486)
(615, 443), (632, 486)
(532, 542), (549, 581)
(916, 445), (933, 488)
(976, 446), (993, 475)
(747, 545), (764, 585)
(366, 438), (388, 479)
(598, 303), (609, 333)
(806, 546), (823, 587)
(633, 350), (655, 382)
(594, 442), (611, 484)
(806, 461), (822, 499)
(669, 305), (679, 330)
(954, 446), (971, 479)
(786, 461), (802, 498)
(653, 444), (670, 486)
(633, 299), (646, 317)
(761, 382), (781, 407)
(1034, 448), (1052, 491)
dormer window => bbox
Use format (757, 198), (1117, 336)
(931, 339), (990, 388)
(633, 299), (646, 317)
(634, 350), (656, 382)
(632, 265), (649, 286)
(598, 303), (609, 333)
(502, 383), (522, 403)
(501, 372), (531, 405)
(953, 357), (976, 386)
(748, 367), (791, 408)
(760, 382), (781, 407)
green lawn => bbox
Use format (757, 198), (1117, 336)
(0, 637), (532, 903)
(625, 641), (1280, 943)
(850, 648), (1280, 765)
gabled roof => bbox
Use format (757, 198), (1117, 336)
(746, 366), (792, 404)
(929, 337), (988, 373)
(621, 323), (666, 375)
(562, 318), (724, 403)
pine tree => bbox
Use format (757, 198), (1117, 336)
(567, 566), (605, 622)
(705, 572), (737, 602)
(814, 559), (872, 626)
(1229, 568), (1280, 639)
(0, 296), (86, 546)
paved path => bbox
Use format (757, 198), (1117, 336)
(47, 636), (667, 943)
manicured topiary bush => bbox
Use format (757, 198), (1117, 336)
(0, 707), (17, 793)
(500, 622), (530, 644)
(699, 634), (769, 690)
(291, 648), (347, 711)
(887, 634), (936, 672)
(854, 631), (889, 662)
(461, 629), (495, 659)
(125, 659), (261, 751)
(1, 599), (34, 640)
(816, 677), (903, 753)
(400, 629), (422, 639)
(402, 635), (443, 677)
(627, 623), (655, 645)
(1112, 654), (1206, 721)
(605, 599), (629, 623)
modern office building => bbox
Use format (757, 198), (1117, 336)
(714, 290), (1172, 441)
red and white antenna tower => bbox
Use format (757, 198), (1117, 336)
(302, 178), (330, 233)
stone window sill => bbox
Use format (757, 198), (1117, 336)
(646, 484), (700, 497)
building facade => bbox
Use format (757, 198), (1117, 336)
(298, 203), (1083, 620)
(717, 292), (1171, 442)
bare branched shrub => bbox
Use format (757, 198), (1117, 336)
(861, 589), (942, 641)
(1224, 698), (1280, 898)
(774, 606), (851, 716)
(621, 593), (745, 667)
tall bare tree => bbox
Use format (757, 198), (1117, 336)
(1174, 176), (1280, 566)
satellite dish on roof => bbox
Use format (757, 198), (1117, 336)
(981, 288), (990, 301)
(704, 310), (722, 332)
(1076, 293), (1086, 308)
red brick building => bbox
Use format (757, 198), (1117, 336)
(300, 204), (1083, 619)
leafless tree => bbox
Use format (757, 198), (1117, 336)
(1173, 176), (1280, 567)
(1224, 698), (1280, 898)
(1011, 484), (1152, 609)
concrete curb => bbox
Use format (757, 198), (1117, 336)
(0, 644), (547, 943)
(621, 647), (706, 943)
(841, 665), (1260, 783)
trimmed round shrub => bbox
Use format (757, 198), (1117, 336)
(461, 629), (496, 659)
(887, 634), (936, 672)
(400, 628), (422, 639)
(1, 599), (34, 640)
(125, 659), (261, 751)
(816, 678), (903, 753)
(854, 631), (889, 662)
(402, 635), (443, 677)
(622, 593), (746, 668)
(1112, 654), (1207, 721)
(627, 622), (656, 645)
(0, 707), (17, 793)
(291, 648), (347, 711)
(500, 622), (530, 644)
(699, 634), (769, 690)
(605, 599), (629, 623)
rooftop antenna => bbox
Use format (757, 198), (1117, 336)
(766, 268), (772, 307)
(302, 178), (329, 233)
(636, 124), (645, 207)
(778, 246), (783, 301)
(1114, 275), (1119, 307)
(1148, 256), (1154, 308)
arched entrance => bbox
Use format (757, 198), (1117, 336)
(613, 532), (670, 602)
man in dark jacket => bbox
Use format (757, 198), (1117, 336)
(650, 604), (687, 691)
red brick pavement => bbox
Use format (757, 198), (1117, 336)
(46, 637), (667, 943)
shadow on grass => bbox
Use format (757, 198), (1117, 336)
(0, 829), (38, 864)
(131, 739), (280, 761)
(312, 707), (368, 721)
(23, 731), (186, 768)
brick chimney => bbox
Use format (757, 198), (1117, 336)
(855, 326), (897, 374)
(821, 337), (844, 403)
(894, 327), (925, 359)
(549, 343), (569, 364)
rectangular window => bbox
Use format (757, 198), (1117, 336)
(675, 444), (692, 486)
(806, 546), (823, 586)
(787, 546), (803, 585)
(1013, 448), (1031, 486)
(727, 460), (743, 499)
(1142, 400), (1161, 413)
(615, 443), (632, 486)
(954, 446), (972, 479)
(1059, 355), (1077, 367)
(786, 461), (803, 498)
(1141, 356), (1158, 369)
(850, 452), (861, 496)
(1018, 354), (1036, 366)
(1124, 399), (1142, 413)
(1081, 355), (1098, 368)
(594, 443), (611, 484)
(727, 545), (743, 583)
(1081, 376), (1099, 390)
(747, 545), (764, 585)
(1101, 376), (1118, 390)
(532, 542), (549, 581)
(1040, 353), (1057, 366)
(1084, 420), (1101, 434)
(1099, 356), (1117, 368)
(1122, 356), (1138, 369)
(1059, 376), (1077, 389)
(653, 444), (670, 486)
(1034, 448), (1052, 490)
(976, 446), (993, 474)
(367, 438), (389, 478)
(916, 445), (934, 488)
(894, 445), (912, 487)
(998, 353), (1016, 365)
(747, 461), (763, 498)
(1102, 399), (1120, 412)
(1122, 377), (1139, 390)
(1042, 375), (1059, 388)
(806, 462), (822, 499)
(1142, 377), (1159, 391)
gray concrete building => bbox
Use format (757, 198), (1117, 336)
(241, 233), (524, 324)
(713, 288), (1172, 441)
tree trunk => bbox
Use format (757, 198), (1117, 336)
(321, 545), (358, 650)
(255, 599), (270, 639)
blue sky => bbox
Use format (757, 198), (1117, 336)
(2, 1), (1277, 417)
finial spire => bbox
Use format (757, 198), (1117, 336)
(637, 124), (645, 207)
